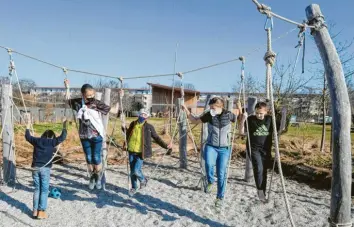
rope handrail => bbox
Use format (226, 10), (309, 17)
(251, 0), (315, 29)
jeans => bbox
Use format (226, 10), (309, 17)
(32, 167), (51, 211)
(80, 135), (103, 165)
(250, 148), (270, 193)
(204, 144), (231, 199)
(129, 153), (145, 189)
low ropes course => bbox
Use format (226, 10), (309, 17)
(1, 0), (349, 227)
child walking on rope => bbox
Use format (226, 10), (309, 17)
(182, 97), (242, 208)
(25, 118), (67, 219)
(122, 109), (172, 197)
(239, 102), (279, 202)
(66, 83), (111, 190)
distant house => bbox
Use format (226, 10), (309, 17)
(147, 83), (200, 115)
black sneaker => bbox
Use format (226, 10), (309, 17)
(96, 171), (103, 190)
(257, 190), (267, 203)
(140, 178), (148, 189)
(88, 174), (96, 190)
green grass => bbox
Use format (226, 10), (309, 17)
(286, 123), (354, 142)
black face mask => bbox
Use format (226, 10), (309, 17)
(86, 98), (94, 103)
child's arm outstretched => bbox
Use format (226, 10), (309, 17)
(52, 119), (68, 146)
(149, 125), (172, 150)
(24, 118), (35, 145)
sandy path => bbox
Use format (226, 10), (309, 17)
(0, 156), (352, 227)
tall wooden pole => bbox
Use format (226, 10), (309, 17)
(178, 98), (187, 169)
(244, 96), (257, 182)
(100, 88), (110, 190)
(306, 4), (352, 226)
(1, 84), (16, 185)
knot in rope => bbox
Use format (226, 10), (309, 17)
(176, 72), (183, 79)
(308, 15), (326, 35)
(6, 48), (12, 55)
(257, 3), (271, 16)
(264, 50), (276, 66)
(62, 67), (68, 75)
(119, 77), (124, 84)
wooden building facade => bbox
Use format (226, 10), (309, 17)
(147, 83), (200, 116)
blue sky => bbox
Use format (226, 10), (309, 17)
(0, 0), (353, 92)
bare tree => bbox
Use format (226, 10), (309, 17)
(232, 73), (262, 96)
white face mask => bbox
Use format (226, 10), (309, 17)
(210, 108), (222, 117)
(210, 109), (217, 117)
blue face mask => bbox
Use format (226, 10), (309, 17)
(138, 116), (146, 123)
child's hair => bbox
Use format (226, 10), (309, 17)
(208, 97), (224, 107)
(41, 130), (56, 139)
(81, 84), (94, 94)
(255, 102), (268, 110)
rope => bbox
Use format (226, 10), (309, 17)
(149, 110), (181, 177)
(263, 23), (295, 227)
(0, 27), (296, 82)
(223, 57), (245, 202)
(251, 0), (315, 29)
(170, 43), (179, 135)
(291, 31), (305, 77)
(264, 28), (276, 101)
(9, 53), (35, 135)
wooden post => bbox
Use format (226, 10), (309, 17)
(320, 75), (327, 153)
(306, 4), (352, 226)
(1, 84), (16, 185)
(178, 98), (187, 169)
(200, 95), (213, 191)
(244, 96), (257, 182)
(227, 97), (234, 112)
(100, 89), (110, 190)
(279, 106), (287, 133)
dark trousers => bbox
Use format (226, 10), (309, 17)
(249, 148), (270, 193)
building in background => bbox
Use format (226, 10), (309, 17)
(147, 83), (200, 116)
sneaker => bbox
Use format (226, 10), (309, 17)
(205, 183), (213, 194)
(140, 178), (148, 189)
(215, 198), (224, 208)
(32, 210), (38, 218)
(128, 188), (138, 197)
(257, 189), (267, 203)
(88, 174), (96, 190)
(96, 171), (103, 190)
(37, 210), (48, 219)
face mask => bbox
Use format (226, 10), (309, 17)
(210, 109), (217, 117)
(138, 116), (146, 123)
(210, 108), (222, 117)
(86, 97), (94, 103)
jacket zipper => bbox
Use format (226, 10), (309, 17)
(219, 115), (221, 147)
(142, 123), (145, 159)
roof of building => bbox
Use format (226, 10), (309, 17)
(147, 83), (200, 95)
